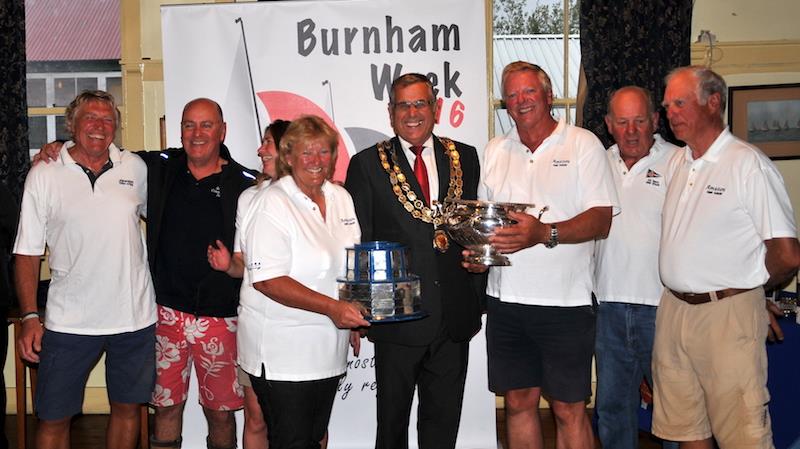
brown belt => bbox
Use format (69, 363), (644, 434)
(669, 288), (753, 305)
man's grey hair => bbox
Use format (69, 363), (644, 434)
(64, 90), (121, 136)
(606, 86), (656, 117)
(666, 66), (727, 117)
(388, 73), (436, 105)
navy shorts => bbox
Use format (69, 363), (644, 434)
(487, 297), (595, 402)
(35, 324), (156, 420)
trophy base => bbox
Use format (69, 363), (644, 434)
(466, 246), (511, 266)
(368, 310), (429, 323)
(338, 278), (424, 323)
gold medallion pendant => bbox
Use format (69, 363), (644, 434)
(433, 229), (449, 252)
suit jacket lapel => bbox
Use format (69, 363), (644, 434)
(433, 135), (451, 204)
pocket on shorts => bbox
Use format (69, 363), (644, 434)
(729, 296), (762, 343)
(740, 387), (772, 444)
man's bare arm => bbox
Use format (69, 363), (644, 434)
(14, 254), (44, 363)
(763, 237), (800, 342)
(764, 237), (800, 290)
(490, 206), (613, 254)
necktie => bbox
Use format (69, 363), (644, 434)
(410, 145), (430, 205)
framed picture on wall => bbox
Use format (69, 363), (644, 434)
(728, 83), (800, 159)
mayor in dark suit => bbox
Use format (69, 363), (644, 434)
(345, 73), (483, 449)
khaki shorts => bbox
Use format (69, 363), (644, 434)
(651, 288), (773, 448)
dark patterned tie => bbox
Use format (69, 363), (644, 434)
(410, 145), (430, 205)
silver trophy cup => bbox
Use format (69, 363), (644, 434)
(440, 199), (535, 266)
(337, 241), (425, 322)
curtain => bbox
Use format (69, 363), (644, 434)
(580, 0), (692, 147)
(0, 0), (30, 203)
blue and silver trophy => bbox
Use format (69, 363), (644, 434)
(337, 241), (425, 322)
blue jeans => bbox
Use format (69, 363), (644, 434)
(596, 302), (676, 449)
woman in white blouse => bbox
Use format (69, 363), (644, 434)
(208, 119), (291, 449)
(238, 115), (368, 449)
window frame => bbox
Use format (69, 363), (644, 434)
(26, 71), (123, 157)
(490, 0), (578, 137)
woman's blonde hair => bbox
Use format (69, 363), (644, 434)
(276, 115), (339, 179)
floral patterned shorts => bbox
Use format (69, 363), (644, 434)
(151, 305), (244, 410)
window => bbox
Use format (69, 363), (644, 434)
(492, 0), (580, 136)
(25, 0), (122, 157)
(26, 70), (122, 158)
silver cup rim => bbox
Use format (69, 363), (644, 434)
(443, 198), (535, 210)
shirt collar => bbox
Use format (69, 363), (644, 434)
(60, 141), (121, 166)
(278, 175), (333, 203)
(684, 128), (730, 163)
(548, 117), (569, 144)
(398, 135), (435, 154)
(508, 116), (566, 153)
(609, 133), (670, 171)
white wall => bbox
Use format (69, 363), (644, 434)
(692, 0), (800, 41)
(693, 0), (800, 231)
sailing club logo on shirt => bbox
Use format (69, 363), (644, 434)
(210, 186), (221, 198)
(247, 261), (261, 271)
(340, 217), (357, 226)
(645, 169), (662, 187)
(705, 184), (726, 195)
(118, 179), (134, 187)
(551, 159), (570, 167)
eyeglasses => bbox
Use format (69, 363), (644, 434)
(392, 100), (434, 112)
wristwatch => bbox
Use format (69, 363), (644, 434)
(544, 224), (559, 249)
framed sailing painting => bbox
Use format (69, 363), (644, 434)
(729, 83), (800, 159)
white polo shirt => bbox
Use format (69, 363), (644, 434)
(480, 118), (619, 307)
(233, 180), (269, 356)
(594, 135), (678, 306)
(232, 180), (271, 253)
(238, 176), (360, 381)
(659, 129), (797, 292)
(13, 142), (156, 335)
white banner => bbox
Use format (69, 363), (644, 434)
(162, 1), (495, 448)
(161, 0), (489, 178)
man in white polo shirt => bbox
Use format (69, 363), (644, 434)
(653, 66), (800, 449)
(14, 90), (156, 449)
(474, 61), (618, 449)
(593, 86), (678, 449)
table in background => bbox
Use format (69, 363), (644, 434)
(767, 316), (800, 449)
(634, 316), (800, 449)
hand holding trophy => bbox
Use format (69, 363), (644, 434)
(337, 241), (426, 322)
(439, 199), (548, 266)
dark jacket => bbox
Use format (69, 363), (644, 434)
(138, 145), (257, 317)
(345, 136), (484, 346)
(0, 182), (18, 312)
